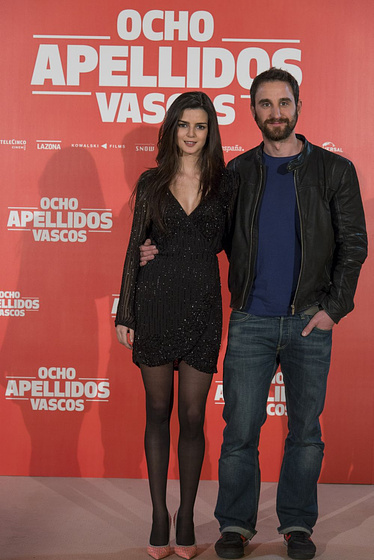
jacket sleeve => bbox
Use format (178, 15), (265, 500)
(222, 163), (239, 260)
(322, 160), (368, 323)
(115, 177), (149, 329)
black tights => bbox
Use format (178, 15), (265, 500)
(140, 361), (213, 546)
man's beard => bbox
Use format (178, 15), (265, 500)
(255, 110), (298, 141)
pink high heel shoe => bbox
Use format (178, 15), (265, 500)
(147, 513), (172, 559)
(147, 543), (171, 560)
(173, 511), (197, 560)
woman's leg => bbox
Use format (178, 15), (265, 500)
(140, 363), (174, 546)
(176, 361), (213, 545)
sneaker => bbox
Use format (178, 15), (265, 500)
(214, 531), (249, 559)
(284, 531), (316, 559)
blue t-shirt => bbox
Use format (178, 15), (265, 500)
(245, 153), (301, 316)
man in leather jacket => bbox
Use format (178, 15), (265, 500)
(214, 68), (367, 560)
(138, 68), (367, 560)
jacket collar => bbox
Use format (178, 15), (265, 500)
(254, 134), (311, 170)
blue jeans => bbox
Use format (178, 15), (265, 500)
(214, 311), (332, 539)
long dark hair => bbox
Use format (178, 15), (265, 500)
(136, 91), (225, 231)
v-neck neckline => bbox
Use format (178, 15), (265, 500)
(168, 190), (202, 217)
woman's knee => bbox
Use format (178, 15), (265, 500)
(179, 405), (205, 438)
(146, 398), (171, 424)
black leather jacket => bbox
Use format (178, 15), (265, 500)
(225, 135), (367, 323)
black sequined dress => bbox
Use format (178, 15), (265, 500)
(115, 169), (236, 373)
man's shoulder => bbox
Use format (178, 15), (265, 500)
(305, 139), (355, 169)
(227, 145), (261, 170)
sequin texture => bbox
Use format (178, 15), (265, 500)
(115, 169), (237, 374)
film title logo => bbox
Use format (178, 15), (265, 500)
(214, 371), (287, 417)
(5, 366), (110, 412)
(31, 9), (302, 125)
(7, 197), (113, 243)
(0, 291), (40, 317)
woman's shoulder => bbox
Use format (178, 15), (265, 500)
(138, 167), (158, 186)
(135, 167), (158, 197)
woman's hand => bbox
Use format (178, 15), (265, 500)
(116, 325), (134, 349)
(140, 238), (158, 266)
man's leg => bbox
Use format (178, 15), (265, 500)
(215, 312), (279, 545)
(277, 314), (332, 537)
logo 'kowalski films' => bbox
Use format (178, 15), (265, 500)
(7, 197), (113, 243)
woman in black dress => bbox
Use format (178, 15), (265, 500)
(115, 92), (235, 559)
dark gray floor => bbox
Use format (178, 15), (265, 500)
(1, 477), (373, 559)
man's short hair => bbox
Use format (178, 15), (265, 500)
(250, 67), (300, 107)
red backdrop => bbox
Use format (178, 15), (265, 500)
(1, 0), (373, 483)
